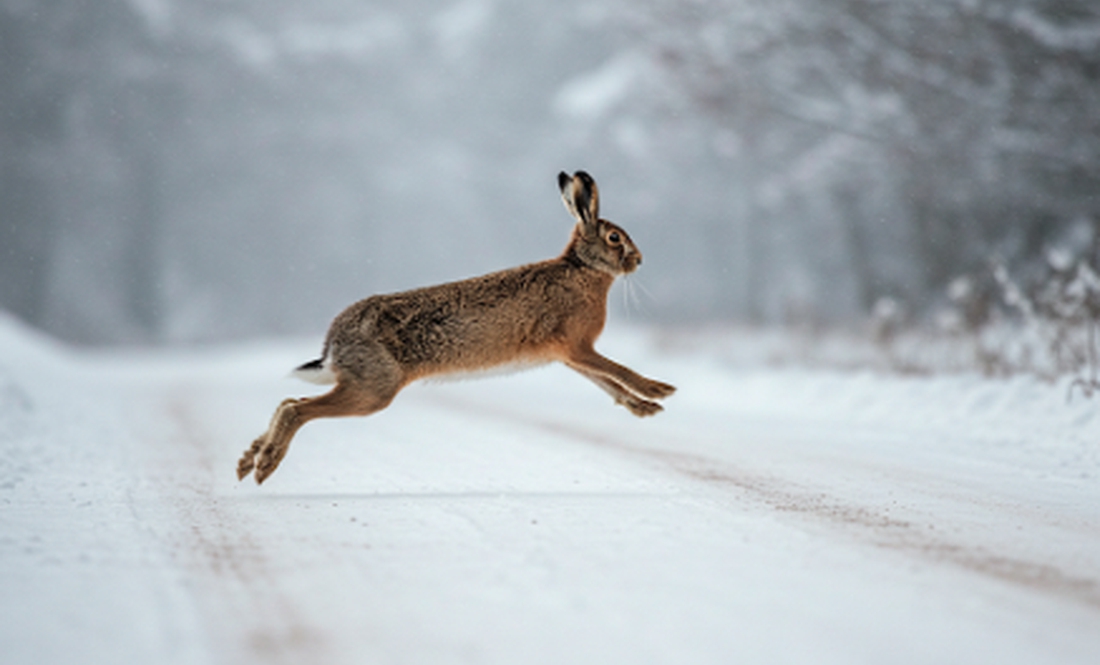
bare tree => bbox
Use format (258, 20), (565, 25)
(621, 0), (1100, 319)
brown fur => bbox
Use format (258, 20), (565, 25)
(238, 171), (675, 484)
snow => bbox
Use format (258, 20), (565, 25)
(2, 311), (1099, 664)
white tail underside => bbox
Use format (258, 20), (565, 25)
(290, 361), (337, 385)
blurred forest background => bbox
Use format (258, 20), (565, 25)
(2, 0), (1099, 346)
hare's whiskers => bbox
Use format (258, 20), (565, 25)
(623, 275), (651, 317)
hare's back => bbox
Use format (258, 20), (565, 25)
(328, 263), (587, 376)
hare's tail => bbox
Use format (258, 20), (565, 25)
(291, 356), (337, 385)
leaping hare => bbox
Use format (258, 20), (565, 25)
(237, 171), (675, 484)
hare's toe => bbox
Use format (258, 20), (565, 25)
(236, 437), (265, 481)
(623, 397), (663, 417)
(638, 379), (676, 400)
(254, 440), (290, 485)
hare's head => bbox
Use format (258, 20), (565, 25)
(558, 171), (642, 276)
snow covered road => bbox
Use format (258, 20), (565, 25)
(2, 317), (1099, 664)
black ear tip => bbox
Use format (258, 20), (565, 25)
(558, 172), (572, 191)
(574, 171), (595, 188)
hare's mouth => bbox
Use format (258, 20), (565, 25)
(622, 252), (641, 274)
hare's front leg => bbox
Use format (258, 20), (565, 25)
(573, 367), (664, 417)
(566, 346), (676, 402)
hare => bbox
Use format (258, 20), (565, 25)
(237, 171), (675, 484)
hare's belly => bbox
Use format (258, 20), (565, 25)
(423, 356), (553, 384)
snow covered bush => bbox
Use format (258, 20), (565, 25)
(899, 250), (1100, 393)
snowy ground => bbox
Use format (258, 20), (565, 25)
(2, 312), (1099, 665)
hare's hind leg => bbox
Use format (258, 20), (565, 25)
(238, 380), (397, 484)
(566, 346), (676, 402)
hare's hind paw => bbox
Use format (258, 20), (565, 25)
(236, 437), (264, 481)
(236, 456), (253, 481)
(254, 440), (290, 485)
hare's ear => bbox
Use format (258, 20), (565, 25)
(559, 170), (600, 232)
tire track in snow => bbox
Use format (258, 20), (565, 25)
(159, 394), (333, 665)
(425, 392), (1100, 612)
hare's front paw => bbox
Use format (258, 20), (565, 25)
(638, 378), (676, 400)
(622, 396), (664, 417)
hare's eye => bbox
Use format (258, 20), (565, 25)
(607, 231), (621, 244)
